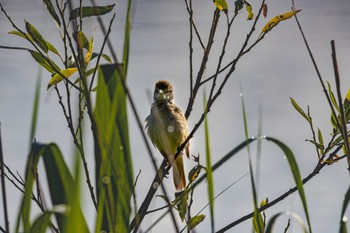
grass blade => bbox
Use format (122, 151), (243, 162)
(265, 211), (308, 233)
(240, 86), (264, 233)
(266, 136), (312, 233)
(94, 64), (133, 232)
(203, 90), (215, 232)
(29, 69), (42, 145)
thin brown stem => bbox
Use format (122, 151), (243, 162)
(331, 40), (350, 172)
(0, 125), (10, 233)
(184, 9), (221, 119)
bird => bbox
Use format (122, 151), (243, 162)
(145, 80), (190, 190)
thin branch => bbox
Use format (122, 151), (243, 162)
(0, 124), (9, 233)
(184, 8), (221, 119)
(183, 0), (205, 50)
(216, 153), (346, 232)
(291, 3), (341, 136)
(186, 0), (194, 101)
(89, 13), (116, 92)
(331, 40), (350, 172)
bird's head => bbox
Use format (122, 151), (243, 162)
(154, 80), (174, 103)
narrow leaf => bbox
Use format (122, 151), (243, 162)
(10, 31), (61, 57)
(328, 81), (340, 112)
(75, 31), (89, 50)
(101, 53), (112, 63)
(85, 36), (94, 64)
(290, 97), (310, 122)
(175, 191), (188, 222)
(29, 72), (41, 145)
(43, 0), (61, 27)
(69, 4), (116, 21)
(47, 67), (78, 89)
(42, 144), (88, 231)
(188, 215), (206, 230)
(266, 137), (312, 233)
(25, 21), (49, 53)
(240, 87), (264, 233)
(29, 50), (60, 73)
(266, 212), (308, 233)
(203, 90), (215, 231)
(317, 128), (324, 155)
(234, 0), (244, 14)
(30, 212), (53, 233)
(245, 1), (254, 20)
(94, 64), (133, 231)
(260, 10), (301, 36)
(123, 0), (132, 75)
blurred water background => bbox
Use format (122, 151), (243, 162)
(1, 0), (350, 232)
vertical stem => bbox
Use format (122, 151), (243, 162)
(331, 40), (350, 173)
(0, 124), (9, 233)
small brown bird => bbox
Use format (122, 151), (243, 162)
(145, 80), (190, 190)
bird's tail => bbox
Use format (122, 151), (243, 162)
(173, 154), (186, 190)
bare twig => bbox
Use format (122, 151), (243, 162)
(0, 124), (10, 233)
(291, 3), (341, 135)
(184, 8), (221, 119)
(284, 219), (291, 233)
(331, 40), (350, 172)
(183, 0), (205, 50)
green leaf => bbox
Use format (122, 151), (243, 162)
(340, 186), (350, 233)
(16, 143), (88, 232)
(317, 128), (324, 155)
(75, 31), (89, 50)
(30, 212), (53, 233)
(240, 87), (264, 233)
(63, 153), (86, 233)
(343, 91), (350, 123)
(25, 21), (49, 53)
(69, 4), (116, 21)
(234, 0), (244, 14)
(47, 67), (78, 89)
(203, 90), (215, 231)
(328, 81), (340, 112)
(266, 137), (312, 233)
(41, 144), (88, 231)
(253, 210), (265, 233)
(29, 72), (41, 145)
(10, 30), (61, 58)
(28, 50), (60, 73)
(175, 191), (188, 222)
(94, 64), (133, 232)
(101, 53), (112, 63)
(290, 97), (310, 122)
(123, 0), (132, 75)
(188, 215), (206, 230)
(43, 0), (61, 27)
(91, 53), (113, 63)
